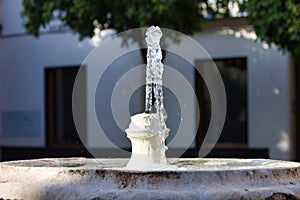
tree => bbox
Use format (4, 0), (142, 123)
(22, 0), (205, 38)
(247, 0), (300, 59)
(22, 0), (299, 59)
(21, 0), (249, 38)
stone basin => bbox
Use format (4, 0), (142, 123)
(0, 158), (300, 199)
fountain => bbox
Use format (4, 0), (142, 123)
(0, 26), (300, 199)
(125, 26), (169, 170)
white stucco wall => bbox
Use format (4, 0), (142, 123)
(1, 0), (25, 35)
(0, 33), (94, 147)
(193, 23), (293, 160)
(0, 0), (94, 147)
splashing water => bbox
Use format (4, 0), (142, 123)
(144, 26), (168, 166)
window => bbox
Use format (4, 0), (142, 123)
(195, 57), (247, 148)
(45, 66), (86, 147)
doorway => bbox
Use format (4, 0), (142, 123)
(295, 60), (300, 161)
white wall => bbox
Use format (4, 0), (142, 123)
(1, 0), (26, 36)
(0, 33), (94, 147)
(0, 0), (94, 147)
(193, 23), (293, 160)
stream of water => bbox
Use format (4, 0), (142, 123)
(144, 26), (168, 166)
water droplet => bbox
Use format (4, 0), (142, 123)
(272, 87), (280, 95)
(262, 43), (269, 49)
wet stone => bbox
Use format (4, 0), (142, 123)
(0, 158), (300, 199)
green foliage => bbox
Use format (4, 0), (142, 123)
(22, 0), (106, 38)
(22, 0), (299, 58)
(22, 0), (205, 39)
(248, 0), (300, 57)
(21, 0), (249, 37)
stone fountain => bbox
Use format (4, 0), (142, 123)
(0, 26), (300, 199)
(125, 26), (169, 170)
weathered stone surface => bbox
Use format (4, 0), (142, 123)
(0, 158), (300, 200)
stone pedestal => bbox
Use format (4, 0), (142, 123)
(125, 113), (170, 170)
(0, 158), (300, 199)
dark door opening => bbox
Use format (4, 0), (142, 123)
(195, 57), (248, 149)
(45, 66), (86, 148)
(295, 59), (300, 161)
